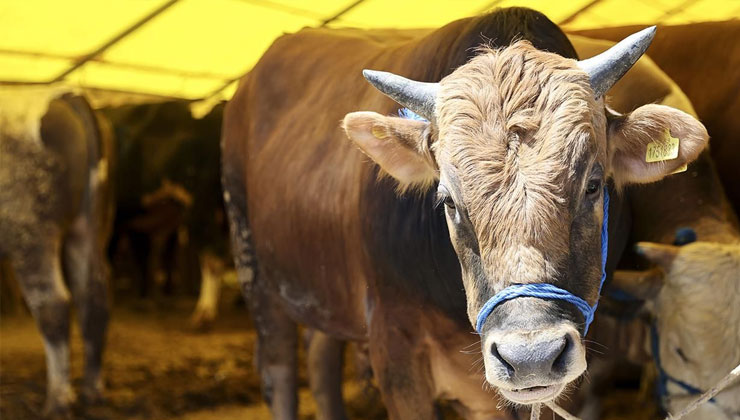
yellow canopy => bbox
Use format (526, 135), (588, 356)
(1, 0), (737, 103)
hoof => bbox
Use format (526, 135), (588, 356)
(81, 381), (106, 405)
(190, 308), (216, 331)
(43, 388), (76, 420)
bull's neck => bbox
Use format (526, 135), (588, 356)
(361, 174), (468, 324)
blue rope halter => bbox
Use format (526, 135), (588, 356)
(475, 188), (610, 335)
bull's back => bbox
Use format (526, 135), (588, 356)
(238, 29), (408, 337)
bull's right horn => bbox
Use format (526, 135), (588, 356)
(362, 69), (438, 123)
(578, 26), (657, 99)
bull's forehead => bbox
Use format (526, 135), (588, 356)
(434, 42), (604, 263)
(435, 42), (599, 166)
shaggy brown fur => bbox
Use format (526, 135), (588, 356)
(435, 42), (601, 278)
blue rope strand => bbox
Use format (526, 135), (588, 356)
(475, 188), (610, 335)
(589, 187), (610, 332)
(651, 322), (715, 405)
(475, 283), (594, 332)
(398, 108), (428, 121)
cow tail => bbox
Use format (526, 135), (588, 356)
(61, 94), (115, 242)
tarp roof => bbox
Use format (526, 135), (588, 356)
(2, 0), (738, 104)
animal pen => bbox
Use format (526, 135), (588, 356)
(1, 1), (739, 420)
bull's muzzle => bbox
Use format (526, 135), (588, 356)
(483, 324), (586, 404)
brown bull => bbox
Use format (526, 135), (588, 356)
(0, 87), (114, 417)
(223, 8), (707, 419)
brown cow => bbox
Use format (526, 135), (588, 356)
(223, 8), (707, 419)
(0, 87), (114, 417)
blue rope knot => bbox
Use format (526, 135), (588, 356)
(475, 188), (610, 336)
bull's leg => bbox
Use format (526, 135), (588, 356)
(129, 231), (151, 297)
(13, 236), (75, 417)
(251, 284), (298, 420)
(190, 251), (224, 329)
(368, 320), (438, 420)
(223, 170), (298, 419)
(148, 232), (168, 295)
(64, 216), (109, 403)
(161, 231), (178, 295)
(1, 259), (26, 315)
(306, 329), (348, 420)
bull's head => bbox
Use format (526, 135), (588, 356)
(343, 27), (708, 404)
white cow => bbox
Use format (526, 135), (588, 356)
(614, 240), (740, 420)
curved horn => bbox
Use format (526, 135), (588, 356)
(362, 69), (439, 122)
(578, 26), (656, 99)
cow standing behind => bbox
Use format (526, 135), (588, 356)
(0, 88), (114, 417)
(102, 101), (238, 327)
(224, 8), (708, 419)
(610, 239), (740, 420)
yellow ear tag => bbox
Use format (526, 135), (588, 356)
(371, 125), (388, 139)
(670, 163), (688, 174)
(646, 129), (680, 163)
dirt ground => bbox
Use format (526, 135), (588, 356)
(0, 291), (390, 420)
(1, 290), (656, 420)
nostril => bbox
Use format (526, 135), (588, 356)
(491, 342), (515, 376)
(551, 333), (572, 373)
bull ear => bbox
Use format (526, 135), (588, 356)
(343, 111), (437, 191)
(635, 242), (680, 270)
(607, 104), (708, 188)
(612, 267), (665, 300)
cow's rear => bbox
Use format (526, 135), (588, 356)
(0, 87), (114, 417)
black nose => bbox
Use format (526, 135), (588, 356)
(492, 332), (573, 379)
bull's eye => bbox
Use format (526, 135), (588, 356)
(585, 179), (601, 196)
(435, 185), (456, 210)
(443, 195), (456, 210)
(675, 347), (690, 363)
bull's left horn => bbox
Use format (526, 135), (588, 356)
(362, 69), (438, 123)
(578, 26), (656, 99)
